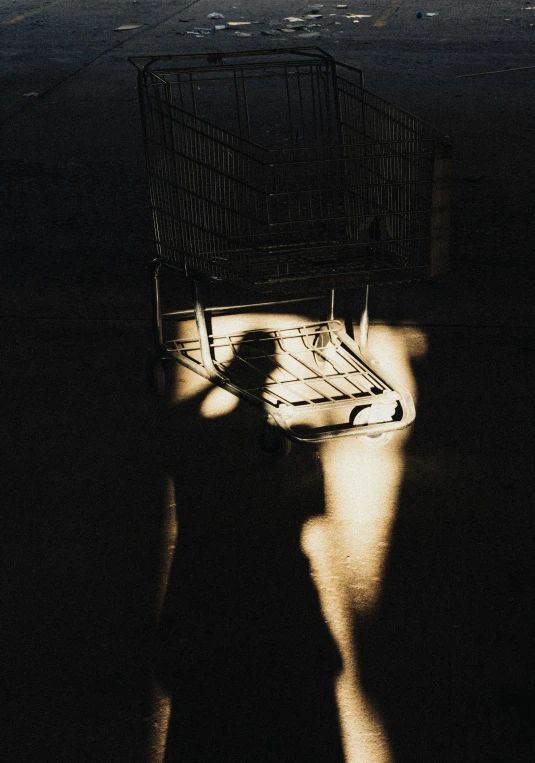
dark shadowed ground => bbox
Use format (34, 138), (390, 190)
(2, 2), (534, 761)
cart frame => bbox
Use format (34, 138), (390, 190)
(131, 49), (451, 448)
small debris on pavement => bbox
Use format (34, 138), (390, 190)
(304, 14), (323, 20)
(214, 24), (226, 30)
(227, 21), (252, 26)
(336, 4), (348, 8)
(207, 12), (224, 19)
(234, 31), (252, 37)
(299, 32), (321, 38)
(426, 12), (439, 16)
(187, 27), (212, 36)
(284, 17), (304, 22)
(114, 23), (142, 31)
(416, 11), (423, 18)
(23, 92), (39, 97)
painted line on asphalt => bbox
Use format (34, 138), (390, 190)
(2, 2), (58, 25)
(373, 0), (403, 27)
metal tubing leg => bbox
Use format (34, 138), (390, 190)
(151, 259), (163, 353)
(190, 277), (221, 381)
(359, 285), (369, 350)
(329, 288), (335, 321)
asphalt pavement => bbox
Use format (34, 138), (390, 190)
(2, 2), (534, 762)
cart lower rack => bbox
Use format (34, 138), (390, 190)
(131, 48), (452, 450)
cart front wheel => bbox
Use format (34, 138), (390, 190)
(257, 421), (292, 458)
(360, 432), (392, 445)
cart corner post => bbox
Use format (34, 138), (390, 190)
(150, 259), (164, 351)
(429, 144), (453, 277)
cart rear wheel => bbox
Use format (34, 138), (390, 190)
(145, 353), (168, 397)
(257, 421), (292, 458)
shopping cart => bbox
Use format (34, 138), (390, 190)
(129, 48), (452, 453)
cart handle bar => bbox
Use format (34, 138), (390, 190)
(128, 47), (363, 80)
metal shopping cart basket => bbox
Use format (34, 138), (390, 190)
(129, 48), (452, 453)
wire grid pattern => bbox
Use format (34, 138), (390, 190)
(166, 321), (393, 410)
(138, 54), (450, 291)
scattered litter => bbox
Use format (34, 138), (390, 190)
(336, 4), (348, 8)
(187, 27), (212, 36)
(23, 92), (39, 97)
(426, 12), (438, 16)
(352, 19), (360, 23)
(234, 30), (252, 37)
(214, 24), (226, 30)
(304, 14), (323, 20)
(299, 32), (321, 38)
(416, 11), (423, 18)
(207, 12), (224, 19)
(261, 29), (280, 35)
(227, 21), (251, 26)
(346, 14), (372, 18)
(457, 64), (535, 77)
(284, 16), (304, 22)
(280, 27), (297, 32)
(114, 23), (142, 31)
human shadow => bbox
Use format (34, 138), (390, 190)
(351, 328), (535, 762)
(154, 330), (345, 763)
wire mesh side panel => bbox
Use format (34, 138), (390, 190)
(339, 76), (450, 283)
(138, 72), (269, 280)
(263, 68), (452, 289)
(137, 56), (452, 292)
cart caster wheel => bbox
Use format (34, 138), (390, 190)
(361, 432), (392, 445)
(257, 422), (292, 458)
(145, 353), (169, 397)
